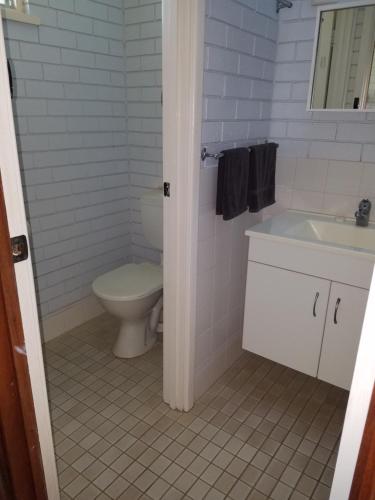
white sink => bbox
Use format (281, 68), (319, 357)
(245, 210), (375, 258)
(288, 219), (375, 253)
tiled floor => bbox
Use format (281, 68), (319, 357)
(44, 314), (348, 500)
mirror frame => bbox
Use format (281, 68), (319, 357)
(307, 0), (375, 112)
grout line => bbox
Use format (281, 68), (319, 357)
(47, 315), (345, 499)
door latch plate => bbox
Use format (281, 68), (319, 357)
(11, 235), (28, 263)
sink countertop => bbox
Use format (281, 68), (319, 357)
(245, 210), (375, 260)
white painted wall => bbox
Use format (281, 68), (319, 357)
(3, 0), (130, 320)
(195, 0), (278, 398)
(266, 0), (375, 221)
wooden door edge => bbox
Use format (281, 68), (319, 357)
(0, 174), (48, 499)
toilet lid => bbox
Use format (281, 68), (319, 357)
(92, 263), (163, 301)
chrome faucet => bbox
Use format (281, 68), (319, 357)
(355, 199), (372, 227)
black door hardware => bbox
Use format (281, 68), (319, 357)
(7, 59), (13, 99)
(11, 235), (28, 263)
(164, 182), (170, 197)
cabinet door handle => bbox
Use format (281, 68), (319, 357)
(313, 292), (319, 317)
(334, 298), (341, 324)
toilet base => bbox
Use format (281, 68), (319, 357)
(113, 317), (157, 358)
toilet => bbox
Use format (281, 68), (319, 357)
(92, 189), (163, 358)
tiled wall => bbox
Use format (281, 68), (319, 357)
(267, 0), (375, 221)
(3, 0), (164, 321)
(3, 1), (129, 318)
(124, 0), (162, 264)
(195, 0), (278, 398)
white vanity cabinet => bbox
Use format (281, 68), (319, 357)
(243, 254), (369, 390)
(243, 262), (330, 377)
(243, 211), (375, 391)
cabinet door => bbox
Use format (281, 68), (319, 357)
(243, 262), (330, 377)
(318, 282), (368, 390)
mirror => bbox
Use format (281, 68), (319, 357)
(309, 3), (375, 110)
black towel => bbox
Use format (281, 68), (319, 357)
(248, 142), (277, 213)
(216, 148), (250, 221)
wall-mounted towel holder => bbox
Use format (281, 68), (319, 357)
(201, 141), (277, 162)
(201, 148), (224, 161)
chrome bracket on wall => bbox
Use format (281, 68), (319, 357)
(277, 0), (293, 13)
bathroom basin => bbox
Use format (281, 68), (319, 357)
(246, 210), (375, 259)
(287, 219), (375, 253)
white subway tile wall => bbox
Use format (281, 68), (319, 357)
(124, 0), (162, 264)
(3, 0), (129, 318)
(196, 0), (278, 398)
(267, 0), (375, 220)
(4, 0), (163, 321)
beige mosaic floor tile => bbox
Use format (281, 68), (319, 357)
(45, 313), (348, 499)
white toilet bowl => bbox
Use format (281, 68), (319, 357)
(93, 262), (163, 358)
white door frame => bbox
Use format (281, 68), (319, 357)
(162, 0), (205, 411)
(0, 12), (60, 500)
(330, 267), (375, 499)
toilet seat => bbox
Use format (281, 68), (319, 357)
(92, 263), (163, 302)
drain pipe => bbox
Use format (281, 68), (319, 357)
(145, 295), (164, 345)
(149, 295), (163, 333)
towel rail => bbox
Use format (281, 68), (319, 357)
(201, 141), (278, 162)
(201, 148), (224, 161)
